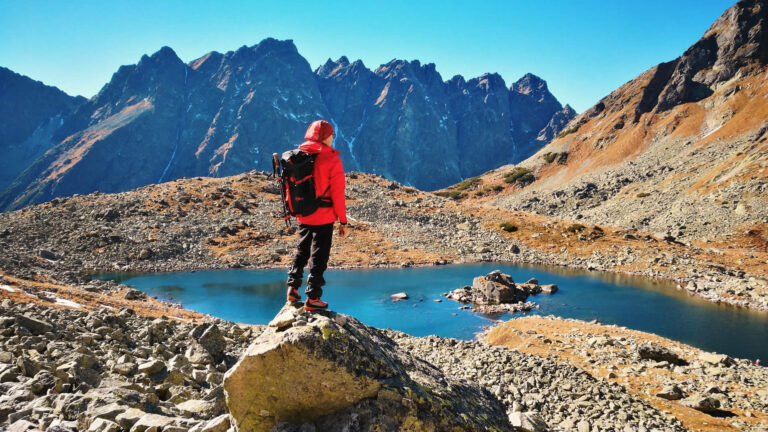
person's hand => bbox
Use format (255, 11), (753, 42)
(338, 224), (347, 238)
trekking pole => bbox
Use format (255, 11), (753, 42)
(271, 153), (279, 178)
(273, 153), (290, 227)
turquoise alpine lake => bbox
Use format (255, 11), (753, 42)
(95, 263), (768, 361)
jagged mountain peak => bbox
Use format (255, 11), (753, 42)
(511, 73), (549, 95)
(316, 57), (349, 76)
(139, 46), (183, 68)
(336, 55), (350, 66)
(703, 0), (768, 65)
(472, 73), (507, 91)
(447, 74), (467, 88)
(189, 51), (224, 72)
(315, 56), (369, 79)
(1, 42), (573, 209)
(250, 37), (298, 56)
(631, 0), (768, 114)
(374, 59), (443, 84)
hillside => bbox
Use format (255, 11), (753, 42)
(0, 170), (765, 313)
(0, 67), (85, 190)
(450, 0), (768, 249)
(0, 40), (574, 211)
(0, 171), (766, 430)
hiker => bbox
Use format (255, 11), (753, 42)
(285, 120), (347, 311)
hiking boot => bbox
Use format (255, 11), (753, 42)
(304, 298), (328, 311)
(286, 287), (302, 303)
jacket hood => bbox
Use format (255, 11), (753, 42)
(299, 141), (339, 155)
(304, 120), (334, 142)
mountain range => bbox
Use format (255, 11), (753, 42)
(0, 40), (573, 211)
(462, 0), (768, 246)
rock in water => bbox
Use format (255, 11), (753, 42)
(223, 308), (510, 431)
(472, 270), (527, 304)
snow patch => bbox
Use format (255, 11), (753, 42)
(439, 115), (449, 130)
(54, 298), (82, 308)
(702, 124), (722, 138)
(44, 291), (82, 308)
(0, 284), (15, 293)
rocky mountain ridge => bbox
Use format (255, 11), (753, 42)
(0, 67), (86, 191)
(449, 0), (768, 252)
(0, 39), (573, 211)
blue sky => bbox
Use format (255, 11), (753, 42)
(1, 0), (736, 112)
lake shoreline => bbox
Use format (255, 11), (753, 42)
(85, 255), (768, 314)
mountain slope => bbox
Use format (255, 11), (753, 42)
(0, 67), (85, 190)
(0, 39), (573, 210)
(462, 0), (768, 244)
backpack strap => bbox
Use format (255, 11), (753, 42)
(317, 185), (333, 207)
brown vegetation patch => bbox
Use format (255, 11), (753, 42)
(485, 316), (768, 432)
(0, 271), (203, 321)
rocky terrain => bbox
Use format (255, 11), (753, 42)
(12, 294), (764, 432)
(444, 270), (556, 314)
(393, 333), (688, 432)
(458, 0), (768, 248)
(0, 298), (256, 432)
(0, 170), (766, 431)
(0, 39), (573, 211)
(0, 169), (766, 313)
(485, 315), (768, 432)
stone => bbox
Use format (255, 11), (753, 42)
(39, 249), (58, 261)
(129, 413), (176, 432)
(268, 307), (297, 328)
(115, 408), (145, 430)
(88, 418), (120, 432)
(390, 292), (409, 300)
(185, 344), (213, 365)
(16, 314), (53, 335)
(199, 414), (230, 432)
(540, 284), (558, 294)
(198, 325), (226, 361)
(176, 399), (220, 419)
(124, 290), (144, 300)
(92, 403), (128, 422)
(509, 411), (548, 432)
(16, 357), (41, 377)
(73, 366), (102, 388)
(637, 343), (686, 365)
(114, 362), (137, 376)
(656, 384), (685, 400)
(471, 270), (526, 304)
(682, 394), (721, 413)
(224, 311), (510, 432)
(699, 352), (732, 366)
(7, 419), (37, 432)
(137, 359), (166, 375)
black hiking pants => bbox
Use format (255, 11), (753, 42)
(286, 223), (333, 299)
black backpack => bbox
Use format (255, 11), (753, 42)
(277, 150), (332, 218)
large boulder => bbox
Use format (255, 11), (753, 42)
(224, 305), (511, 431)
(472, 270), (527, 304)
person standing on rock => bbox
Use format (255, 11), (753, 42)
(286, 120), (347, 311)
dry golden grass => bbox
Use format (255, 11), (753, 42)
(0, 271), (203, 321)
(485, 316), (768, 432)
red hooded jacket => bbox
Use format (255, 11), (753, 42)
(295, 140), (347, 226)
